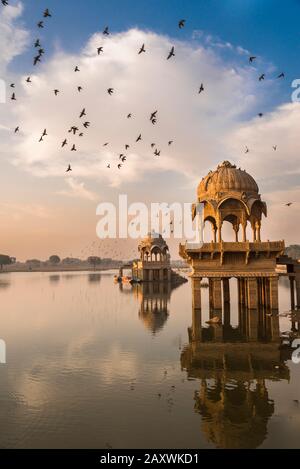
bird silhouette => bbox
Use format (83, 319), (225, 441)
(79, 108), (86, 118)
(199, 83), (204, 94)
(54, 89), (60, 96)
(136, 134), (142, 142)
(286, 203), (293, 207)
(107, 88), (114, 95)
(97, 46), (104, 55)
(259, 74), (265, 81)
(26, 76), (32, 83)
(273, 145), (277, 151)
(74, 66), (80, 72)
(43, 8), (51, 18)
(62, 139), (68, 148)
(103, 27), (109, 36)
(178, 19), (186, 29)
(34, 39), (41, 48)
(34, 55), (41, 66)
(11, 93), (16, 101)
(277, 72), (285, 79)
(77, 86), (83, 92)
(83, 122), (90, 128)
(138, 44), (146, 54)
(167, 47), (175, 60)
(258, 113), (264, 118)
(71, 145), (77, 152)
(14, 126), (19, 133)
(249, 56), (256, 63)
(37, 21), (44, 29)
(66, 165), (72, 172)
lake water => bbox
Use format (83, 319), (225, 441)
(0, 271), (299, 449)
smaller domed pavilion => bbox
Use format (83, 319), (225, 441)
(132, 232), (172, 282)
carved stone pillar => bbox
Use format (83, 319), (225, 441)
(269, 277), (279, 311)
(211, 278), (222, 311)
(290, 277), (295, 310)
(247, 278), (258, 310)
(192, 277), (202, 311)
(295, 275), (300, 310)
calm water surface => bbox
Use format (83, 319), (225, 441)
(0, 271), (299, 449)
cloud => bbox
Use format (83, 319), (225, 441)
(57, 177), (98, 201)
(5, 28), (266, 189)
(0, 1), (29, 73)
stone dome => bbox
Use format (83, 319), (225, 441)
(138, 232), (169, 252)
(198, 161), (259, 202)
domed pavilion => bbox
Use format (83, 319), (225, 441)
(180, 161), (285, 314)
(197, 161), (267, 243)
(132, 232), (172, 282)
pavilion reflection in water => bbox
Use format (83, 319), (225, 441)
(180, 282), (290, 449)
(133, 283), (173, 335)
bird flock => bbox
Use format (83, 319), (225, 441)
(2, 2), (293, 206)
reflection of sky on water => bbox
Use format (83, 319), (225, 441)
(0, 272), (298, 449)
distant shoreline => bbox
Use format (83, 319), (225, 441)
(0, 266), (118, 274)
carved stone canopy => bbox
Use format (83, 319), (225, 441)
(197, 161), (267, 242)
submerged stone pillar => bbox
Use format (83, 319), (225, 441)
(211, 278), (222, 312)
(296, 275), (300, 310)
(269, 277), (279, 312)
(247, 278), (258, 310)
(223, 278), (230, 304)
(290, 277), (295, 310)
(192, 277), (202, 311)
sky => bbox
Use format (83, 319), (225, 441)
(0, 0), (300, 261)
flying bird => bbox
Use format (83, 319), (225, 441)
(43, 9), (52, 18)
(199, 83), (204, 94)
(245, 146), (250, 154)
(54, 89), (60, 96)
(277, 72), (285, 79)
(74, 66), (80, 72)
(80, 108), (86, 118)
(71, 145), (77, 152)
(178, 19), (186, 29)
(97, 47), (104, 55)
(103, 27), (109, 36)
(127, 113), (132, 119)
(62, 139), (68, 147)
(26, 77), (32, 83)
(83, 122), (90, 128)
(66, 165), (72, 172)
(168, 141), (173, 146)
(1, 1), (9, 6)
(11, 93), (16, 101)
(107, 88), (114, 95)
(150, 111), (158, 121)
(77, 86), (83, 92)
(37, 21), (44, 29)
(273, 145), (277, 151)
(258, 113), (264, 118)
(136, 134), (142, 142)
(34, 39), (41, 48)
(34, 55), (41, 66)
(167, 47), (175, 60)
(259, 74), (265, 81)
(14, 126), (19, 133)
(249, 56), (256, 63)
(286, 203), (293, 207)
(138, 44), (146, 55)
(10, 83), (15, 88)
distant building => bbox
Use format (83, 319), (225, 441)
(132, 233), (172, 282)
